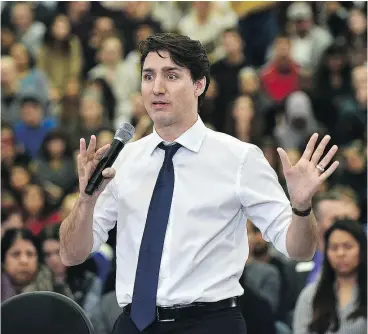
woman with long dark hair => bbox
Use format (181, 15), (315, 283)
(293, 219), (367, 333)
(37, 14), (82, 103)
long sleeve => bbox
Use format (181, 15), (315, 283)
(293, 283), (316, 334)
(238, 144), (292, 257)
(69, 37), (83, 80)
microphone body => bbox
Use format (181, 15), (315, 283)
(84, 123), (135, 195)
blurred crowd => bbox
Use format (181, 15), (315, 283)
(1, 1), (367, 334)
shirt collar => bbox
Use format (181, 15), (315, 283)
(147, 116), (206, 155)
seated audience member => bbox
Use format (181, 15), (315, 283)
(225, 95), (262, 144)
(14, 95), (56, 159)
(6, 163), (33, 206)
(9, 42), (49, 104)
(37, 14), (82, 104)
(293, 220), (367, 334)
(287, 192), (363, 310)
(248, 223), (293, 324)
(39, 224), (102, 317)
(88, 36), (140, 126)
(260, 34), (300, 103)
(1, 56), (49, 125)
(31, 130), (77, 206)
(1, 206), (24, 237)
(21, 183), (60, 236)
(274, 91), (320, 150)
(239, 267), (276, 334)
(130, 93), (153, 141)
(243, 220), (281, 314)
(1, 228), (72, 302)
(67, 88), (111, 151)
(10, 2), (46, 58)
(1, 122), (31, 189)
(96, 128), (115, 150)
(90, 291), (123, 334)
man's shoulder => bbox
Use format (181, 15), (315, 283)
(206, 128), (260, 157)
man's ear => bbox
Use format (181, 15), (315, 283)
(194, 77), (206, 97)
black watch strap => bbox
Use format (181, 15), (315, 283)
(292, 206), (312, 217)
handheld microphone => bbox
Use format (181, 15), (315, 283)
(84, 123), (135, 195)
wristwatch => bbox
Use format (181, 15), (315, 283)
(292, 206), (312, 217)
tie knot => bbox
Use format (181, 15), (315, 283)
(158, 142), (181, 160)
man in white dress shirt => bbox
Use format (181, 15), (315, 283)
(59, 33), (340, 334)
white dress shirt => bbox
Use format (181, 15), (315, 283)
(91, 116), (292, 307)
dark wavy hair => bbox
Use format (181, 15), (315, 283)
(39, 129), (74, 161)
(1, 228), (43, 264)
(139, 32), (210, 108)
(309, 219), (367, 333)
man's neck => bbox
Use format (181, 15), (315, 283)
(227, 52), (245, 65)
(155, 114), (198, 142)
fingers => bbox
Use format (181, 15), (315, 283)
(277, 147), (292, 171)
(92, 144), (111, 168)
(311, 135), (331, 165)
(320, 161), (340, 181)
(86, 135), (97, 160)
(316, 144), (338, 169)
(301, 133), (319, 161)
(102, 167), (116, 179)
(80, 138), (86, 156)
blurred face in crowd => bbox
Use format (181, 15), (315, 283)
(222, 31), (243, 56)
(1, 28), (16, 51)
(352, 65), (367, 91)
(43, 239), (66, 277)
(136, 24), (154, 46)
(239, 71), (259, 95)
(327, 229), (360, 277)
(47, 138), (66, 159)
(97, 130), (114, 149)
(193, 1), (211, 19)
(232, 96), (254, 124)
(273, 37), (291, 61)
(4, 236), (38, 287)
(206, 78), (218, 99)
(294, 18), (313, 36)
(327, 53), (345, 72)
(21, 101), (43, 127)
(100, 37), (122, 65)
(132, 93), (147, 119)
(141, 50), (205, 130)
(68, 1), (91, 16)
(80, 97), (103, 125)
(10, 165), (30, 191)
(1, 212), (24, 237)
(22, 184), (45, 216)
(93, 17), (115, 41)
(316, 199), (359, 250)
(52, 15), (71, 41)
(10, 43), (30, 71)
(11, 3), (33, 32)
(1, 57), (17, 87)
(348, 9), (367, 35)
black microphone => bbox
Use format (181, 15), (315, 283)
(84, 123), (135, 195)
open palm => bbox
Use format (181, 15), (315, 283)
(277, 134), (339, 210)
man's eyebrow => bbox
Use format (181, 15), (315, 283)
(142, 67), (183, 73)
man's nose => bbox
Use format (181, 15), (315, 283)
(153, 76), (166, 95)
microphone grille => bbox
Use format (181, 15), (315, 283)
(115, 123), (135, 143)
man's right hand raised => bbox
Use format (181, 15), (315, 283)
(77, 135), (116, 204)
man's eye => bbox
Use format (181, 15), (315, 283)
(167, 74), (178, 80)
(143, 74), (153, 80)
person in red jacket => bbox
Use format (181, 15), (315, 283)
(260, 34), (300, 103)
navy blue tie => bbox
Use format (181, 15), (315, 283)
(130, 143), (181, 331)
